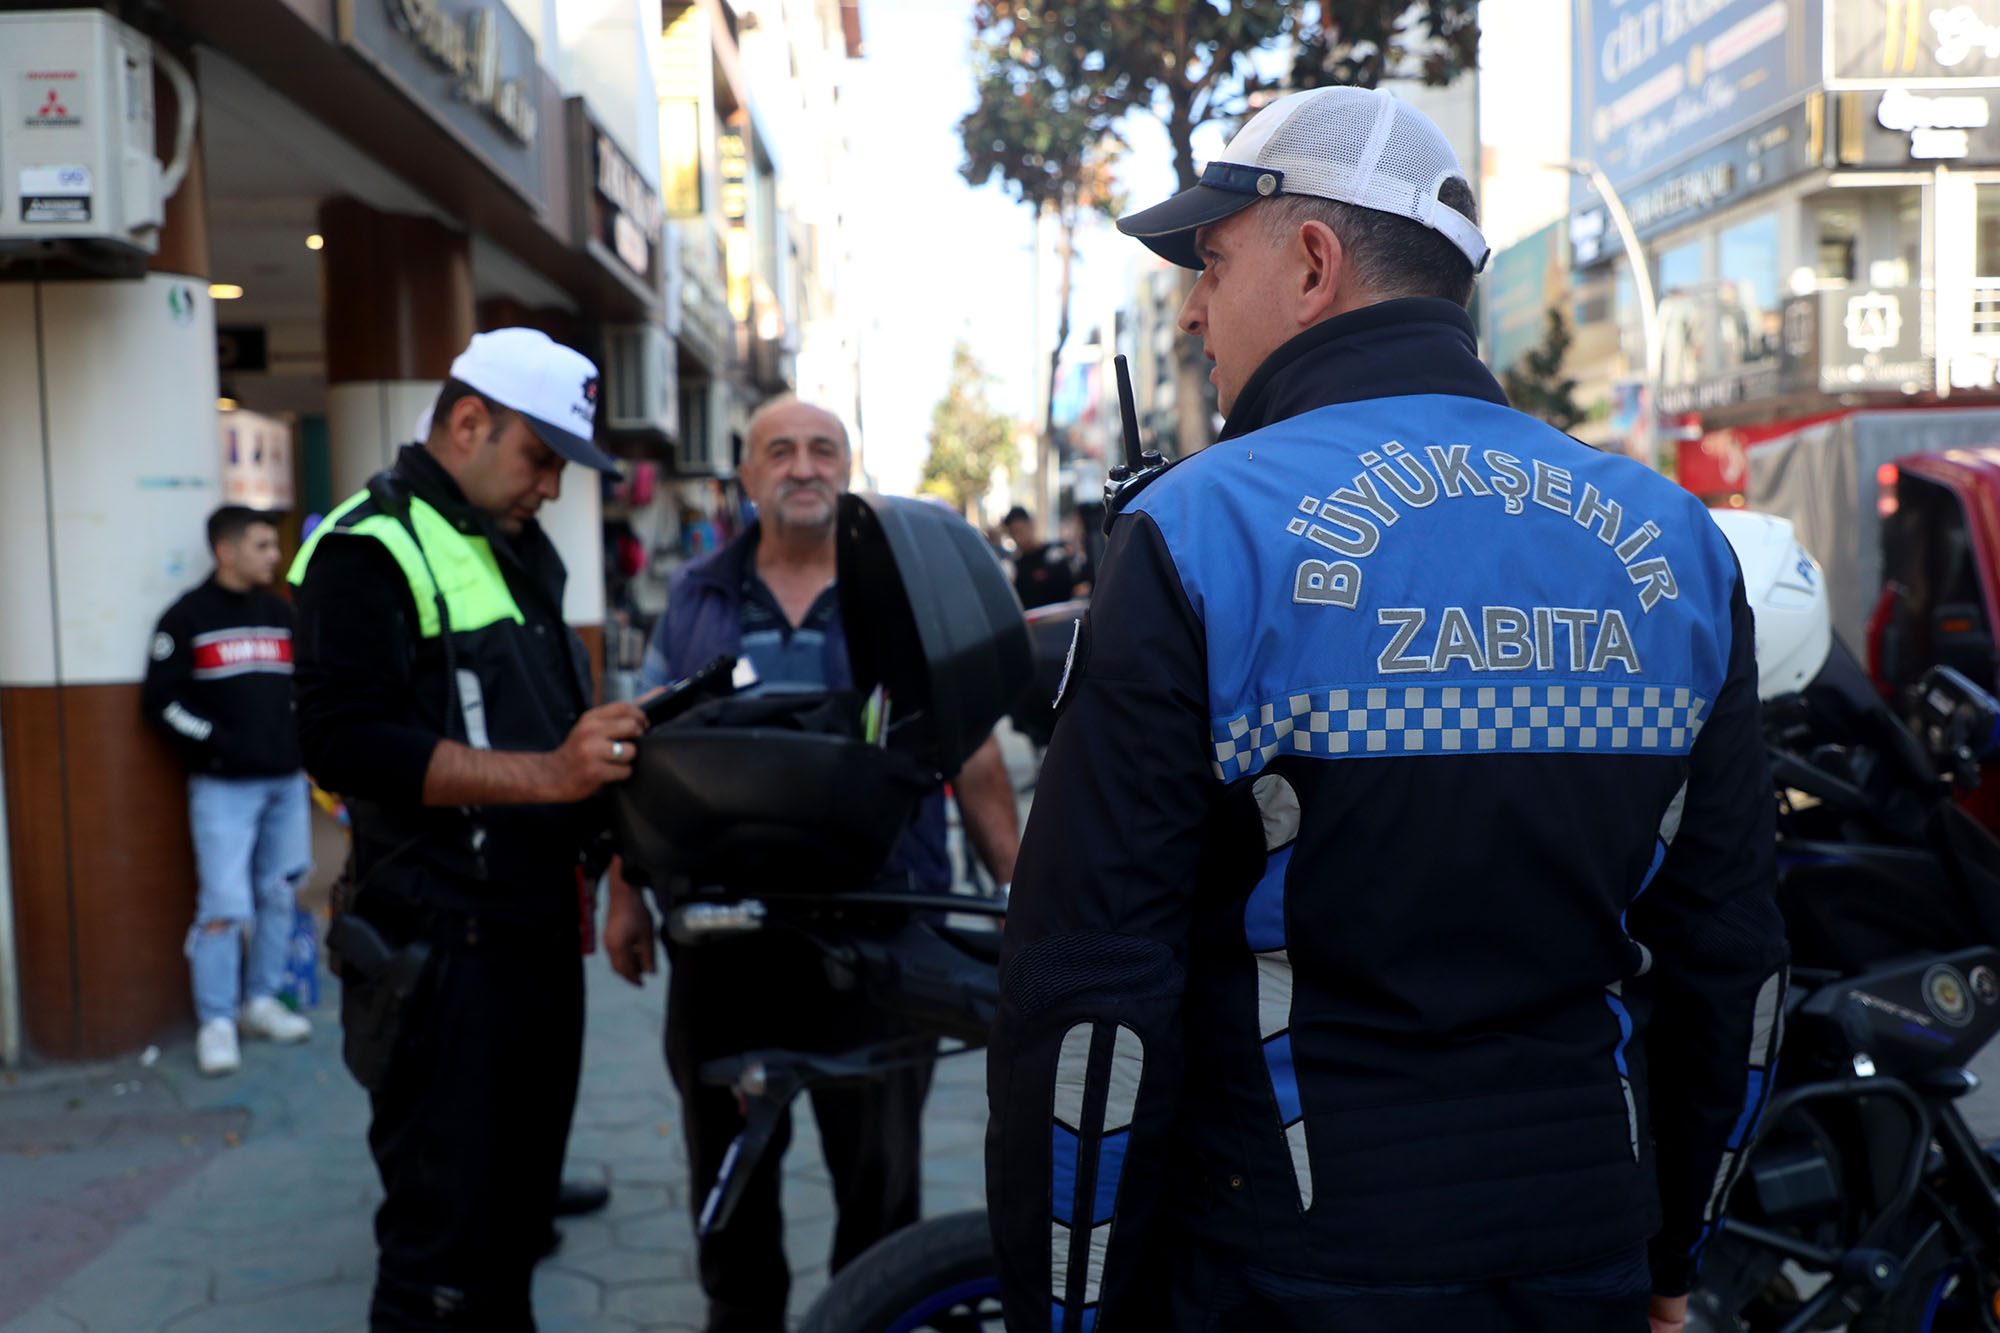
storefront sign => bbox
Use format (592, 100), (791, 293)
(1834, 0), (2000, 82)
(595, 130), (659, 279)
(566, 99), (662, 295)
(1572, 101), (1817, 259)
(1878, 85), (1990, 129)
(1654, 283), (1778, 414)
(1627, 162), (1737, 233)
(599, 135), (655, 275)
(218, 410), (294, 511)
(1677, 428), (1751, 496)
(719, 131), (747, 212)
(338, 0), (546, 206)
(1847, 87), (2000, 162)
(1652, 290), (1820, 415)
(1821, 285), (1932, 390)
(1482, 221), (1568, 375)
(390, 0), (534, 142)
(1572, 0), (1821, 202)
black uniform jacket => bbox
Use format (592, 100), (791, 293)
(293, 445), (597, 915)
(986, 299), (1789, 1331)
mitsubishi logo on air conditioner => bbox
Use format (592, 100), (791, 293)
(1845, 291), (1903, 354)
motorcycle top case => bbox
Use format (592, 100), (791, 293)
(1799, 945), (2000, 1077)
(613, 493), (1032, 894)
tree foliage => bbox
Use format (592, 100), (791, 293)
(962, 0), (1480, 452)
(1501, 306), (1585, 434)
(960, 15), (1124, 219)
(964, 1), (1481, 189)
(921, 342), (1018, 515)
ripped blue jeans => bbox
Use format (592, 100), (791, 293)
(185, 772), (312, 1024)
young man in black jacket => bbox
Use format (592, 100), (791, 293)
(143, 506), (313, 1076)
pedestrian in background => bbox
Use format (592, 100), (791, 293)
(608, 397), (1022, 1333)
(142, 505), (314, 1077)
(1003, 505), (1086, 609)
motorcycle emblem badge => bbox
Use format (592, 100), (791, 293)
(1974, 966), (2000, 1007)
(1925, 964), (1974, 1027)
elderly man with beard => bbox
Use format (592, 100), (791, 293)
(604, 397), (1021, 1333)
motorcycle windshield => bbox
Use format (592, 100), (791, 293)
(836, 493), (1034, 777)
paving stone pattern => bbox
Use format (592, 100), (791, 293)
(0, 931), (991, 1333)
(9, 716), (2000, 1331)
(0, 724), (1038, 1333)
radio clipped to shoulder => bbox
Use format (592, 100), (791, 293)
(1103, 354), (1171, 532)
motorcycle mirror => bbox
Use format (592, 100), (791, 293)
(1913, 664), (2000, 788)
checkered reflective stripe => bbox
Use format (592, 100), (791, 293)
(1211, 683), (1708, 782)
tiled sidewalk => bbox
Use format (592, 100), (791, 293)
(1, 725), (1035, 1333)
(0, 946), (990, 1333)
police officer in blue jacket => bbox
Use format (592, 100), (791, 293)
(986, 87), (1787, 1333)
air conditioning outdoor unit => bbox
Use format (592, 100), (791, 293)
(0, 9), (197, 275)
(604, 321), (678, 438)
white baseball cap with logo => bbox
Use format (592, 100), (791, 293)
(1117, 85), (1490, 275)
(437, 327), (621, 474)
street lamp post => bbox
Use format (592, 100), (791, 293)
(1553, 158), (1662, 471)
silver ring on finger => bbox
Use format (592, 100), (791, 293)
(610, 740), (627, 762)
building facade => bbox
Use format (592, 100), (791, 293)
(1553, 0), (2000, 487)
(0, 0), (859, 1062)
(599, 0), (863, 699)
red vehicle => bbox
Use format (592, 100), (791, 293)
(1873, 449), (2000, 829)
(1873, 451), (2000, 700)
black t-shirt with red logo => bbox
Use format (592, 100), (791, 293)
(141, 576), (302, 777)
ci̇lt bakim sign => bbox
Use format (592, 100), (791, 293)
(339, 0), (546, 206)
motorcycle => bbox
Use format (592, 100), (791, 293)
(610, 490), (1024, 1333)
(1683, 524), (2000, 1333)
(783, 511), (2000, 1333)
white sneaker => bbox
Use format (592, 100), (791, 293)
(197, 1018), (241, 1076)
(239, 995), (312, 1043)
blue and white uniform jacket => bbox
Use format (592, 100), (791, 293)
(986, 299), (1788, 1331)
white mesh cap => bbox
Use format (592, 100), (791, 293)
(1117, 86), (1489, 275)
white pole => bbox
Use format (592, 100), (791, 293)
(1561, 159), (1661, 471)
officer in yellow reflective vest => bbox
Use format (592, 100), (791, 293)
(292, 329), (645, 1330)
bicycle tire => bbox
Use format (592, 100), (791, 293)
(797, 1210), (1000, 1333)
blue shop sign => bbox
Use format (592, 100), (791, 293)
(1571, 98), (1820, 260)
(1572, 0), (1821, 204)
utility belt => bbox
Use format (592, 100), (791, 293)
(328, 812), (596, 1093)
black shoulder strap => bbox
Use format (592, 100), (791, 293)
(366, 469), (415, 534)
(364, 469), (464, 747)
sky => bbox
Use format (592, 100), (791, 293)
(840, 0), (1210, 496)
(838, 0), (1570, 497)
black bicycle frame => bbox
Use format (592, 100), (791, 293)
(1719, 1075), (2000, 1332)
(683, 893), (1007, 1238)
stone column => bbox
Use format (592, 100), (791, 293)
(0, 54), (216, 1058)
(318, 198), (475, 499)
